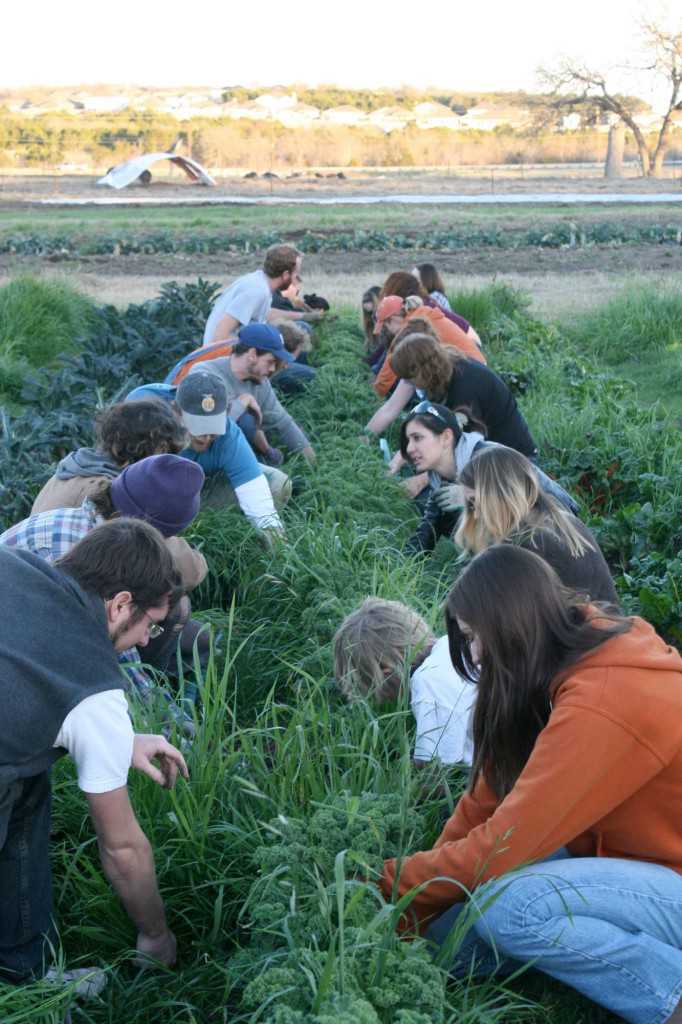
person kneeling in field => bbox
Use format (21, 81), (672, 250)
(269, 321), (316, 397)
(0, 520), (188, 997)
(334, 597), (476, 767)
(126, 372), (288, 534)
(189, 324), (316, 468)
(381, 544), (682, 1024)
(1, 454), (206, 702)
(398, 403), (576, 556)
(31, 399), (187, 516)
(455, 445), (618, 605)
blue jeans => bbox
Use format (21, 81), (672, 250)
(0, 772), (54, 982)
(426, 851), (682, 1024)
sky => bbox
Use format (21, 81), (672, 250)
(4, 0), (677, 110)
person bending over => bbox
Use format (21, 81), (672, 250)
(364, 333), (536, 462)
(334, 597), (475, 768)
(381, 544), (682, 1024)
(455, 445), (618, 605)
(126, 373), (287, 532)
(203, 245), (325, 346)
(1, 454), (206, 698)
(379, 271), (479, 344)
(191, 324), (315, 467)
(412, 263), (452, 313)
(399, 403), (575, 555)
(31, 399), (187, 516)
(269, 321), (316, 397)
(0, 520), (188, 994)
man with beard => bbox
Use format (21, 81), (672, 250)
(190, 323), (315, 466)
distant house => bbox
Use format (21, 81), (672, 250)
(275, 103), (320, 128)
(222, 100), (261, 120)
(72, 95), (130, 114)
(320, 106), (367, 127)
(412, 102), (461, 130)
(254, 91), (298, 115)
(560, 112), (582, 131)
(458, 106), (531, 131)
(368, 106), (413, 133)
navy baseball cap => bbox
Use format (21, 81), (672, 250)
(238, 323), (294, 364)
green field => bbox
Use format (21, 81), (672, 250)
(1, 273), (681, 1022)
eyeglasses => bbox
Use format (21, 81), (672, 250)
(143, 611), (165, 640)
(465, 496), (476, 514)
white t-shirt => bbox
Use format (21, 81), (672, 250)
(53, 689), (134, 793)
(410, 636), (476, 765)
(203, 269), (272, 343)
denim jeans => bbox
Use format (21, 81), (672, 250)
(426, 851), (682, 1024)
(0, 772), (54, 982)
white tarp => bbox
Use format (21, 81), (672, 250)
(97, 153), (215, 189)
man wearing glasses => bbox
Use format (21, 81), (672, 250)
(0, 520), (188, 1001)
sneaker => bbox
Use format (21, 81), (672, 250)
(45, 966), (107, 1000)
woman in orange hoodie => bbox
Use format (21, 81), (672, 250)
(382, 544), (682, 1024)
(372, 296), (486, 398)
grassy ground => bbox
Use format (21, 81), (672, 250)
(3, 200), (682, 238)
(1, 281), (681, 1022)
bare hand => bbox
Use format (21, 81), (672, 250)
(238, 393), (262, 424)
(132, 735), (189, 789)
(402, 473), (430, 499)
(135, 928), (177, 969)
(387, 451), (405, 476)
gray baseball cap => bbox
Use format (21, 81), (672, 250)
(176, 370), (227, 437)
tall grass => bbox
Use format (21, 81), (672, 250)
(0, 275), (95, 367)
(1, 286), (664, 1023)
(566, 283), (682, 365)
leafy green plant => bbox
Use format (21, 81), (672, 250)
(0, 275), (96, 366)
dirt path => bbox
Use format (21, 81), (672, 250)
(1, 242), (678, 318)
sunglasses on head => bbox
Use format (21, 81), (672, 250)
(411, 401), (452, 425)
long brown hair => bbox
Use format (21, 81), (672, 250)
(391, 333), (463, 399)
(445, 545), (630, 799)
(455, 447), (591, 558)
(361, 286), (381, 349)
(379, 271), (427, 301)
(417, 263), (446, 295)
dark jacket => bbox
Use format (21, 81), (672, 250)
(405, 440), (578, 555)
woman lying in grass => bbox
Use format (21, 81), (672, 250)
(456, 445), (618, 605)
(381, 544), (682, 1024)
(400, 402), (576, 555)
(334, 597), (475, 767)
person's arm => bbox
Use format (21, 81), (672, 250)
(164, 536), (208, 591)
(87, 786), (176, 965)
(233, 475), (284, 532)
(204, 312), (240, 346)
(259, 383), (311, 453)
(266, 308), (324, 323)
(381, 698), (667, 926)
(404, 494), (444, 556)
(364, 380), (415, 437)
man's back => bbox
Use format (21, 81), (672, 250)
(203, 269), (271, 344)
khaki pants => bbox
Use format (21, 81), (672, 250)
(201, 465), (291, 510)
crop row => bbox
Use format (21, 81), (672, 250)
(2, 221), (682, 259)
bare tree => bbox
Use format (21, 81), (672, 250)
(539, 19), (682, 177)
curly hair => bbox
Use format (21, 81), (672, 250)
(334, 597), (434, 702)
(390, 333), (461, 399)
(96, 400), (186, 467)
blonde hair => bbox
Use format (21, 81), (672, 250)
(455, 447), (591, 559)
(333, 597), (434, 701)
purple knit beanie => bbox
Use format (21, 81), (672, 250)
(110, 454), (204, 537)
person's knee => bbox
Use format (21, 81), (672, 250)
(471, 872), (553, 954)
(264, 467), (292, 507)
